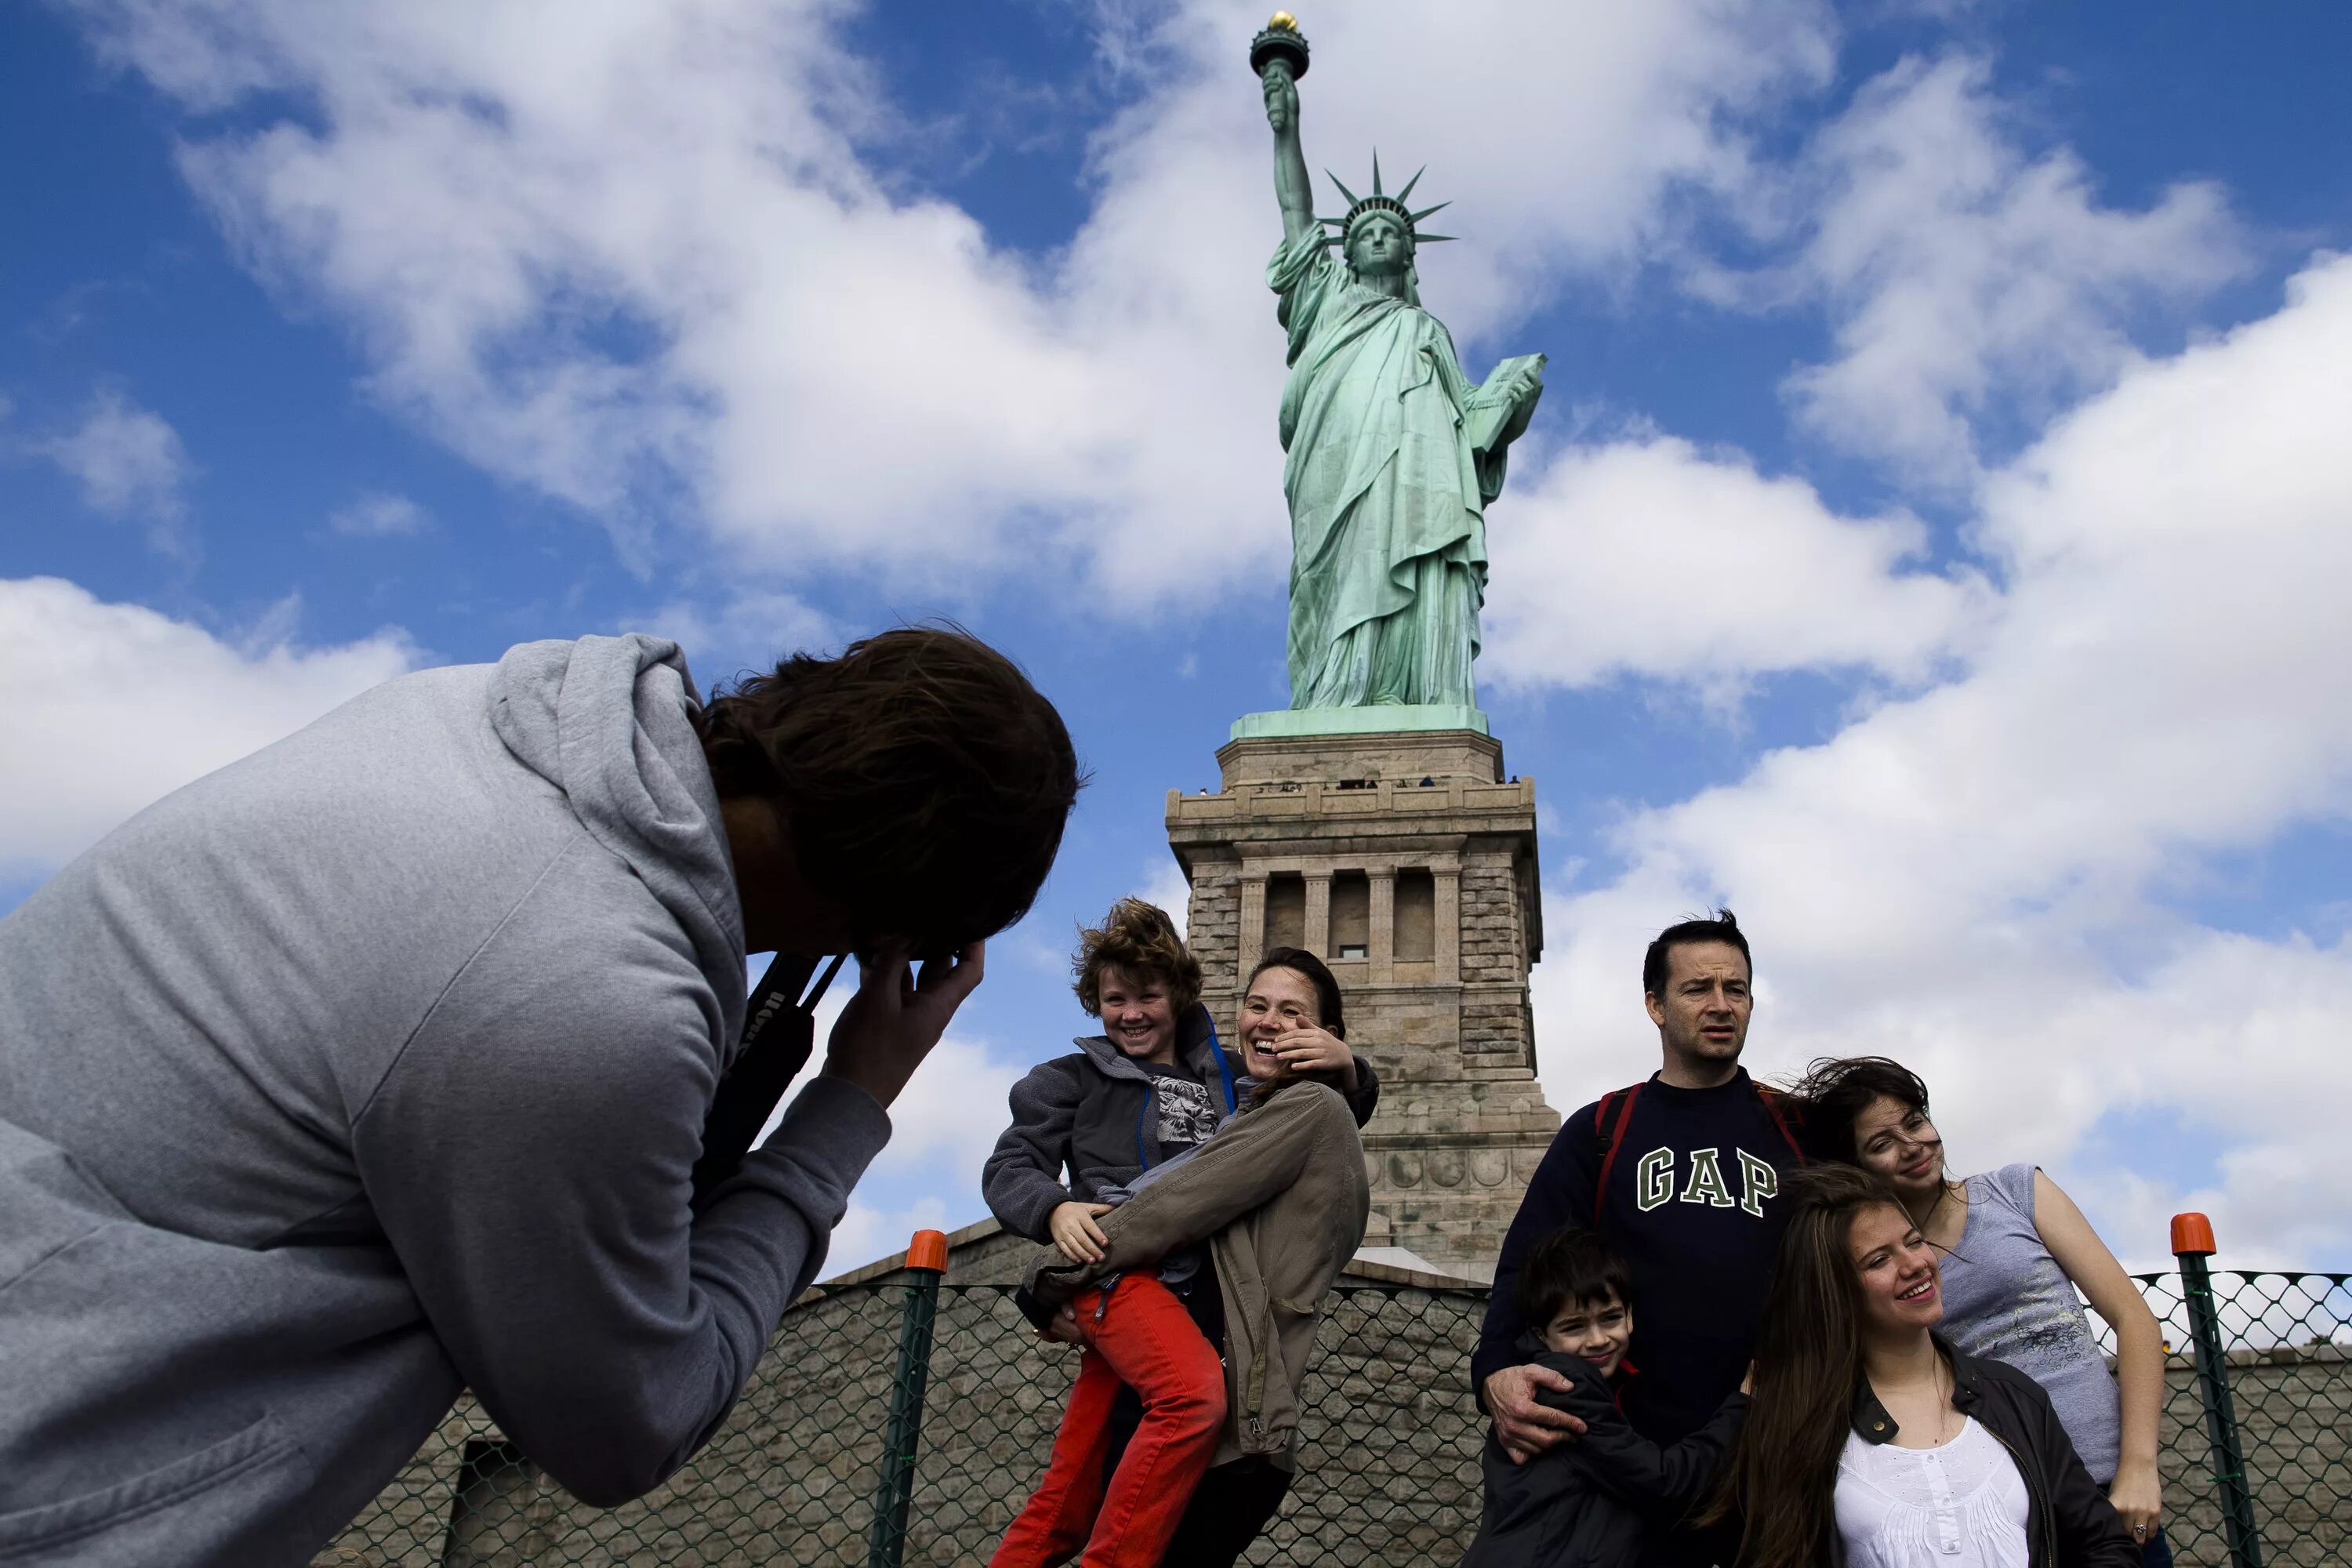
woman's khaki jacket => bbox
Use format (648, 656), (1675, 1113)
(1020, 1079), (1371, 1466)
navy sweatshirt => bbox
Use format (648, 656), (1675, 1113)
(1474, 1069), (1806, 1445)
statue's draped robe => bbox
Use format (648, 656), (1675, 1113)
(1269, 234), (1518, 710)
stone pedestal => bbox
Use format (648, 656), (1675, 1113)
(1165, 727), (1559, 1281)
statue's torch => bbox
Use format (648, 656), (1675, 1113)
(1250, 11), (1310, 80)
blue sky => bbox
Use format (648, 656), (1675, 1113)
(6, 0), (2350, 1273)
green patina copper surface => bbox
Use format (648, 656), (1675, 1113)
(1255, 25), (1544, 721)
(1230, 704), (1490, 741)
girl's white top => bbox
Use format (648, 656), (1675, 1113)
(1835, 1415), (2031, 1568)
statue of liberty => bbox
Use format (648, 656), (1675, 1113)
(1256, 20), (1545, 714)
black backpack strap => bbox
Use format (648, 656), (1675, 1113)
(1591, 1082), (1646, 1231)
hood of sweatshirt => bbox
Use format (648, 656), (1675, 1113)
(488, 633), (748, 1051)
(1072, 1002), (1237, 1112)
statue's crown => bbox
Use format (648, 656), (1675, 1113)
(1319, 153), (1454, 251)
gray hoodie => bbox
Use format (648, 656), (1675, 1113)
(0, 635), (890, 1566)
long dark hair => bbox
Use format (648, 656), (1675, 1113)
(1704, 1163), (1911, 1568)
(1243, 947), (1348, 1107)
(1787, 1055), (1933, 1167)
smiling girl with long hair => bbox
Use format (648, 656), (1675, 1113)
(1710, 1164), (2139, 1568)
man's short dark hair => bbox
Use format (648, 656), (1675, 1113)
(1641, 907), (1751, 999)
(696, 626), (1081, 953)
(1516, 1226), (1633, 1325)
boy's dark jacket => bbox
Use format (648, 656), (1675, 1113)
(1462, 1334), (1746, 1568)
(1827, 1343), (2139, 1568)
(981, 1002), (1380, 1241)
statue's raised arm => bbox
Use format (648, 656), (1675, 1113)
(1264, 62), (1316, 247)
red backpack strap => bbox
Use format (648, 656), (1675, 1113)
(1591, 1082), (1645, 1229)
(1755, 1083), (1807, 1167)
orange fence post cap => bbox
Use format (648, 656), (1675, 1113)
(2169, 1212), (2216, 1257)
(906, 1229), (950, 1273)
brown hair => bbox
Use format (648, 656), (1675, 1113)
(1073, 898), (1202, 1018)
(1516, 1226), (1634, 1325)
(697, 626), (1080, 952)
(1787, 1055), (1934, 1167)
(1703, 1163), (1913, 1568)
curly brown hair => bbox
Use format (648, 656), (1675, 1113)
(1073, 897), (1201, 1018)
(696, 626), (1081, 953)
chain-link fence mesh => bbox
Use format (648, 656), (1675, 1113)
(321, 1270), (2347, 1567)
(2091, 1272), (2350, 1568)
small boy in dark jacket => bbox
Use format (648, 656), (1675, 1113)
(1463, 1228), (1749, 1568)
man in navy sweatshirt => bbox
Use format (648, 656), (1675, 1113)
(1472, 910), (1808, 1568)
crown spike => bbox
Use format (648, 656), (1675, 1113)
(1396, 165), (1427, 204)
(1414, 234), (1456, 243)
(1325, 170), (1359, 205)
(1409, 201), (1450, 223)
(1371, 150), (1383, 196)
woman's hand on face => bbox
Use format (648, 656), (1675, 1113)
(2109, 1461), (2161, 1544)
(1739, 1362), (1755, 1397)
(1048, 1201), (1115, 1265)
(1266, 1017), (1352, 1083)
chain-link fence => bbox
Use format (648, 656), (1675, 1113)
(320, 1261), (2347, 1567)
(2104, 1269), (2350, 1567)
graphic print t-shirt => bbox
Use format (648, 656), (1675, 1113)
(1145, 1063), (1221, 1158)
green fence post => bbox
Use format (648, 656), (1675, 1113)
(867, 1229), (949, 1568)
(2172, 1213), (2263, 1568)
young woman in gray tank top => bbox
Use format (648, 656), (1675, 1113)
(1791, 1057), (2171, 1566)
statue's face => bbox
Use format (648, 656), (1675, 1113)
(1346, 214), (1410, 279)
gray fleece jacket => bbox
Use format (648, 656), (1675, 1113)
(0, 634), (890, 1567)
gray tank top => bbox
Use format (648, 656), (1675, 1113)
(1935, 1163), (2122, 1483)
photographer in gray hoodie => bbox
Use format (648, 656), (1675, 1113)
(0, 626), (1078, 1567)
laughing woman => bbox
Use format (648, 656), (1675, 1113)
(991, 948), (1374, 1568)
(1711, 1164), (2140, 1568)
(1793, 1058), (2170, 1564)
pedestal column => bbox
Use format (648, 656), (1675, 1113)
(1165, 727), (1559, 1282)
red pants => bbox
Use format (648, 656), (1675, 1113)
(990, 1276), (1227, 1568)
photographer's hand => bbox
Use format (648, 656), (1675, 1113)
(820, 942), (985, 1110)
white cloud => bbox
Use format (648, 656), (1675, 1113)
(328, 490), (430, 537)
(1534, 255), (2352, 1268)
(1771, 54), (2246, 484)
(756, 975), (1025, 1277)
(1138, 857), (1192, 940)
(38, 389), (196, 549)
(0, 577), (417, 874)
(67, 0), (1837, 604)
(627, 589), (837, 691)
(1484, 434), (1991, 695)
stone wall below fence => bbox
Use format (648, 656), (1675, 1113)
(318, 1287), (2348, 1568)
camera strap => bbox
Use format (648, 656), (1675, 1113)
(688, 950), (847, 1205)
